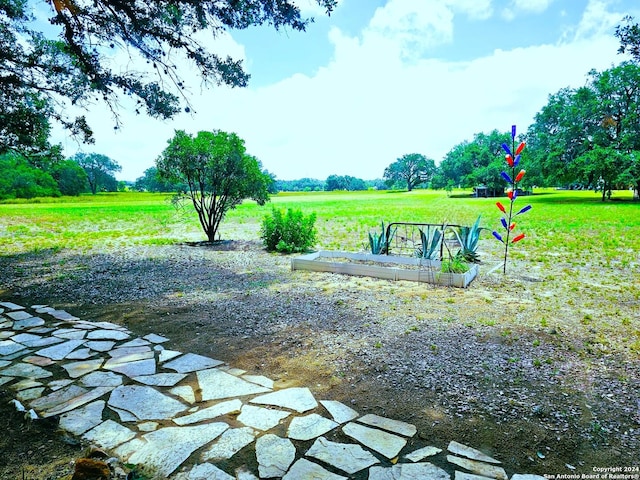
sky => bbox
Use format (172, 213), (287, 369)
(50, 0), (640, 181)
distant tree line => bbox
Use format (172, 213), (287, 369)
(0, 149), (123, 201)
(269, 176), (386, 193)
(427, 60), (640, 200)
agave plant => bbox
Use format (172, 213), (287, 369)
(454, 215), (484, 263)
(368, 221), (396, 255)
(415, 225), (443, 260)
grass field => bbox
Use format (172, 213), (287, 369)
(3, 188), (638, 351)
(1, 188), (639, 474)
(1, 189), (638, 269)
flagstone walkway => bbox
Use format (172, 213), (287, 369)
(0, 301), (546, 479)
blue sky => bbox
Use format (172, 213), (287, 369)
(52, 0), (640, 181)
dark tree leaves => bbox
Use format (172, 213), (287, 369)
(616, 16), (640, 62)
(0, 0), (336, 151)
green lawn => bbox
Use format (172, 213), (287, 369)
(0, 189), (638, 266)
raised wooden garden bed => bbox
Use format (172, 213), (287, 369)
(291, 251), (478, 288)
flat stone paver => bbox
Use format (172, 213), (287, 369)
(48, 379), (73, 390)
(201, 427), (257, 461)
(405, 445), (443, 462)
(320, 399), (359, 423)
(242, 374), (274, 389)
(174, 399), (242, 426)
(23, 355), (55, 366)
(103, 357), (156, 377)
(123, 423), (229, 477)
(132, 372), (187, 387)
(62, 358), (104, 378)
(87, 329), (130, 341)
(11, 333), (44, 345)
(108, 345), (153, 358)
(455, 472), (498, 480)
(358, 413), (417, 437)
(2, 349), (32, 360)
(0, 362), (52, 379)
(85, 340), (116, 352)
(42, 386), (113, 418)
(343, 421), (408, 459)
(13, 317), (45, 329)
(11, 378), (42, 390)
(287, 413), (339, 441)
(159, 349), (182, 363)
(255, 434), (295, 478)
(54, 329), (86, 340)
(237, 404), (290, 431)
(82, 419), (136, 450)
(174, 463), (235, 480)
(120, 338), (151, 348)
(0, 301), (26, 310)
(79, 370), (123, 387)
(108, 385), (188, 420)
(447, 455), (508, 480)
(59, 400), (105, 435)
(0, 303), (552, 480)
(0, 340), (27, 356)
(251, 387), (318, 413)
(197, 368), (271, 401)
(6, 310), (33, 320)
(306, 436), (379, 474)
(17, 387), (45, 401)
(448, 441), (501, 464)
(283, 458), (348, 480)
(164, 353), (224, 373)
(144, 333), (169, 343)
(35, 339), (85, 360)
(16, 335), (61, 349)
(171, 385), (196, 403)
(0, 376), (14, 386)
(138, 422), (159, 432)
(66, 348), (95, 359)
(369, 462), (451, 480)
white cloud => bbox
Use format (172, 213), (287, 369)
(53, 0), (628, 182)
(513, 0), (555, 13)
(502, 0), (554, 21)
(364, 0), (493, 58)
(573, 0), (625, 40)
(446, 0), (493, 21)
(367, 0), (455, 57)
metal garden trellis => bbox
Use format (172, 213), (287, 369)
(492, 125), (532, 274)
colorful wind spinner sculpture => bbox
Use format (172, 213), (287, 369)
(492, 125), (532, 274)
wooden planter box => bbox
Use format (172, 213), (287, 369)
(291, 251), (478, 288)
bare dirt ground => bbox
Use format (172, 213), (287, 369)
(0, 240), (638, 478)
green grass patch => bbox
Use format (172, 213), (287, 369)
(1, 189), (639, 267)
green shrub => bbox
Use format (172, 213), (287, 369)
(441, 255), (469, 273)
(261, 207), (317, 253)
